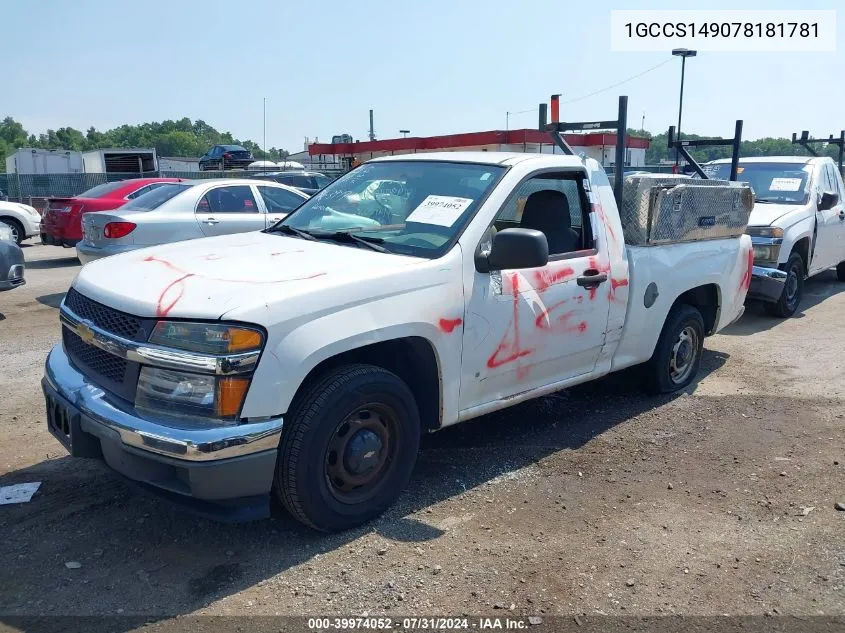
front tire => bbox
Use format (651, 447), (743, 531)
(836, 261), (845, 282)
(275, 364), (421, 532)
(644, 304), (705, 395)
(764, 253), (804, 318)
(1, 218), (24, 245)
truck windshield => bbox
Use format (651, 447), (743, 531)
(702, 162), (811, 204)
(275, 161), (506, 257)
(120, 184), (191, 211)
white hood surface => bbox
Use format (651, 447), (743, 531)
(747, 202), (808, 227)
(72, 231), (428, 321)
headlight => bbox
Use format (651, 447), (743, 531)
(136, 321), (265, 424)
(746, 226), (784, 239)
(752, 244), (780, 264)
(136, 367), (250, 424)
(148, 322), (263, 354)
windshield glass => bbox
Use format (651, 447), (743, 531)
(78, 181), (127, 199)
(702, 162), (811, 204)
(120, 183), (191, 211)
(277, 161), (505, 257)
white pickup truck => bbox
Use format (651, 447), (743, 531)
(703, 156), (845, 317)
(43, 152), (752, 531)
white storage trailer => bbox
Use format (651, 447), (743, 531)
(5, 149), (84, 174)
(5, 148), (157, 174)
(81, 148), (157, 174)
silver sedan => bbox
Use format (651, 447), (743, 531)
(76, 178), (309, 264)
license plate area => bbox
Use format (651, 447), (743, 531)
(83, 226), (100, 244)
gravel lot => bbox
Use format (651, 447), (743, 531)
(1, 244), (844, 623)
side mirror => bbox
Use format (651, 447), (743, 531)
(819, 191), (840, 212)
(476, 228), (549, 273)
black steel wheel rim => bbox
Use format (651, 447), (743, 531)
(324, 404), (401, 505)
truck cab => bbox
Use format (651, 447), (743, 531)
(704, 156), (845, 316)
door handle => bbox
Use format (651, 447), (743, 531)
(271, 217), (282, 223)
(203, 217), (219, 225)
(576, 269), (608, 288)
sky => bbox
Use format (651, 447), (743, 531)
(2, 0), (843, 154)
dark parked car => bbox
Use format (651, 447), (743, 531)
(0, 237), (25, 291)
(198, 145), (254, 171)
(248, 171), (332, 195)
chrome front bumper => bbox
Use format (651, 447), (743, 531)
(748, 265), (788, 303)
(44, 344), (283, 462)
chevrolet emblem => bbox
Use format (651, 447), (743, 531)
(77, 323), (95, 345)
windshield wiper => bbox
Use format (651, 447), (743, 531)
(754, 197), (783, 204)
(311, 230), (390, 253)
(266, 224), (318, 241)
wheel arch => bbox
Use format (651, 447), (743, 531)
(288, 336), (442, 433)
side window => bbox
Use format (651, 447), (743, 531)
(257, 185), (305, 213)
(126, 185), (150, 200)
(196, 185), (258, 213)
(825, 164), (842, 196)
(492, 173), (591, 257)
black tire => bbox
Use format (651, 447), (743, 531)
(836, 261), (845, 282)
(275, 364), (421, 532)
(644, 304), (705, 395)
(764, 253), (804, 318)
(1, 218), (24, 245)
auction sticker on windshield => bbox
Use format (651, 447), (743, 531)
(406, 195), (474, 227)
(769, 177), (802, 191)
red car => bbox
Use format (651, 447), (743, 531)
(41, 178), (184, 248)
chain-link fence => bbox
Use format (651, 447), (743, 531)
(0, 168), (348, 203)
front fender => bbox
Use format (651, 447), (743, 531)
(239, 288), (464, 425)
(778, 216), (815, 266)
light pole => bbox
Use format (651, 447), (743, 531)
(263, 97), (267, 168)
(672, 48), (696, 167)
(399, 129), (410, 138)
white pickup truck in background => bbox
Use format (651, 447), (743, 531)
(704, 156), (845, 317)
(43, 151), (753, 531)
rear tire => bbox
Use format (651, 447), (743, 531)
(275, 364), (421, 532)
(644, 304), (705, 395)
(836, 261), (845, 282)
(764, 253), (804, 318)
(0, 218), (24, 245)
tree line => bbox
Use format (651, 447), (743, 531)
(0, 116), (289, 171)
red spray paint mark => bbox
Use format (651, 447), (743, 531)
(141, 256), (327, 317)
(438, 318), (463, 333)
(156, 273), (194, 317)
(487, 273), (533, 369)
(594, 203), (620, 252)
(533, 266), (575, 292)
(535, 300), (588, 334)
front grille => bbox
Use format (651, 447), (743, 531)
(64, 329), (127, 384)
(64, 287), (142, 340)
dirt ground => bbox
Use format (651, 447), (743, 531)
(1, 244), (845, 624)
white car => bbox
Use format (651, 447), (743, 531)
(0, 201), (41, 245)
(705, 156), (845, 317)
(45, 152), (752, 531)
(76, 178), (309, 264)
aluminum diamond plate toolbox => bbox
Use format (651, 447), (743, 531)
(620, 174), (753, 246)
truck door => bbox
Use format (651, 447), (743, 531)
(809, 162), (844, 275)
(460, 171), (611, 412)
(195, 184), (266, 237)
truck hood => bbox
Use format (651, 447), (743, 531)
(72, 231), (430, 320)
(747, 202), (809, 227)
